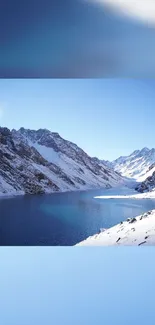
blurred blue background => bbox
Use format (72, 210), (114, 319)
(1, 0), (155, 77)
(0, 248), (155, 324)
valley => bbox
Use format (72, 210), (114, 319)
(1, 126), (155, 246)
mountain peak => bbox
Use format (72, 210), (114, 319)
(130, 150), (140, 156)
(51, 132), (60, 137)
(113, 147), (155, 182)
(0, 125), (123, 196)
(140, 147), (150, 153)
(18, 128), (60, 137)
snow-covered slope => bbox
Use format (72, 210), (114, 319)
(112, 147), (155, 182)
(135, 169), (155, 193)
(0, 127), (124, 196)
(77, 210), (155, 246)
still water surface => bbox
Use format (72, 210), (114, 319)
(0, 187), (155, 246)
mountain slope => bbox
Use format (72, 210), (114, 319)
(0, 127), (124, 196)
(135, 166), (155, 193)
(77, 210), (155, 246)
(112, 147), (155, 182)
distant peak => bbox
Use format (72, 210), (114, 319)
(36, 129), (60, 138)
(142, 147), (149, 150)
(129, 148), (151, 157)
(140, 147), (150, 153)
(51, 132), (60, 137)
(131, 150), (140, 156)
(18, 127), (31, 134)
(19, 127), (48, 134)
(38, 128), (48, 132)
(19, 127), (26, 132)
(0, 126), (11, 135)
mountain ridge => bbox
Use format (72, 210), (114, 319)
(1, 127), (155, 197)
(0, 127), (124, 196)
(111, 147), (155, 182)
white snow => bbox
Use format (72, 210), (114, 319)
(30, 142), (124, 190)
(140, 165), (155, 181)
(113, 148), (155, 182)
(94, 187), (155, 200)
(128, 190), (155, 199)
(31, 163), (73, 192)
(0, 174), (24, 198)
(76, 209), (155, 246)
(0, 191), (24, 198)
(33, 143), (60, 165)
(76, 188), (155, 246)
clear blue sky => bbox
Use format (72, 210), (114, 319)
(0, 79), (154, 160)
(0, 248), (155, 325)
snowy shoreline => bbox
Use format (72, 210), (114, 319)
(0, 190), (25, 199)
(76, 190), (155, 246)
(0, 183), (132, 200)
(94, 190), (155, 200)
(76, 209), (155, 246)
(0, 184), (122, 199)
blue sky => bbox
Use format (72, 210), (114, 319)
(0, 79), (154, 160)
(0, 247), (155, 325)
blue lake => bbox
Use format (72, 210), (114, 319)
(0, 187), (155, 246)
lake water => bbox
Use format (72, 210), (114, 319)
(0, 187), (155, 246)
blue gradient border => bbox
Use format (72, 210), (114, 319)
(0, 247), (155, 324)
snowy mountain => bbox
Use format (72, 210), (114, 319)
(112, 147), (155, 183)
(0, 127), (124, 196)
(135, 167), (155, 193)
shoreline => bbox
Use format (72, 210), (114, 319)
(0, 191), (25, 199)
(94, 190), (155, 200)
(0, 183), (129, 200)
(76, 209), (155, 246)
(76, 190), (155, 246)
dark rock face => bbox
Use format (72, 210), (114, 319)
(147, 163), (155, 172)
(140, 211), (152, 220)
(129, 218), (137, 224)
(138, 241), (147, 246)
(0, 127), (122, 195)
(0, 127), (15, 148)
(0, 127), (11, 136)
(0, 128), (61, 194)
(136, 172), (155, 193)
(73, 177), (86, 185)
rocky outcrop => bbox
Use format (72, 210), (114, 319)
(135, 171), (155, 193)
